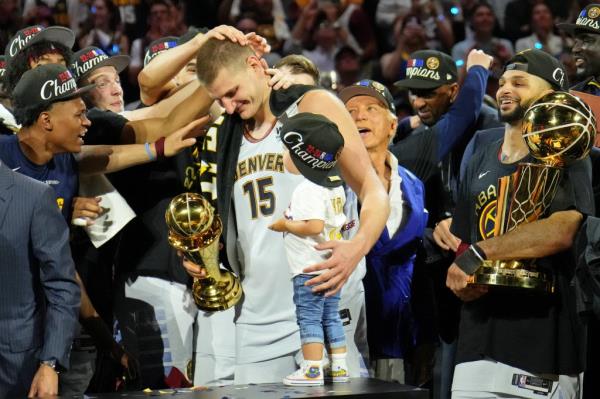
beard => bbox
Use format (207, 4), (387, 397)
(498, 103), (526, 123)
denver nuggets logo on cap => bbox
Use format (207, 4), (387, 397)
(426, 57), (440, 70)
(575, 5), (600, 30)
(371, 81), (386, 93)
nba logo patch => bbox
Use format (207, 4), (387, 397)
(58, 70), (72, 82)
(407, 59), (424, 68)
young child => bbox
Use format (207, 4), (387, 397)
(269, 112), (349, 386)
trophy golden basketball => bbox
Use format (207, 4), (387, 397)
(469, 91), (595, 292)
(166, 192), (242, 311)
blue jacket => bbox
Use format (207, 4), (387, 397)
(364, 166), (427, 358)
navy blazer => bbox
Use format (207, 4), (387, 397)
(0, 162), (80, 370)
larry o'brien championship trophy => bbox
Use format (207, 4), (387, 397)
(165, 193), (242, 311)
(469, 91), (595, 292)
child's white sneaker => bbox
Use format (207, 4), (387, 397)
(324, 362), (350, 383)
(283, 362), (324, 386)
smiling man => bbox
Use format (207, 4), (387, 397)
(181, 25), (390, 385)
(448, 49), (591, 399)
(559, 4), (600, 95)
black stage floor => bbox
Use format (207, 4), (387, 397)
(82, 379), (428, 399)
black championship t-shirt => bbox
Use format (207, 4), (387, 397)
(451, 137), (593, 375)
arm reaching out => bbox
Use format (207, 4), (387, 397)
(78, 117), (209, 174)
(298, 90), (390, 295)
(139, 26), (270, 105)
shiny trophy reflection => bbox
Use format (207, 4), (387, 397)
(470, 91), (595, 292)
(166, 193), (242, 311)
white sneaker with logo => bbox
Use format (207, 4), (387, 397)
(324, 362), (350, 383)
(283, 362), (324, 386)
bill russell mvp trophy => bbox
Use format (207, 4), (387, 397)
(166, 192), (242, 311)
(469, 91), (595, 292)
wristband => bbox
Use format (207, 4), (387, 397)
(454, 244), (486, 275)
(144, 142), (156, 161)
(471, 243), (487, 262)
(154, 136), (166, 159)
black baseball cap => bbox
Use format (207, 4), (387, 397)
(177, 27), (208, 45)
(395, 50), (458, 90)
(72, 46), (130, 82)
(144, 36), (179, 67)
(13, 64), (95, 109)
(504, 49), (568, 91)
(5, 25), (75, 61)
(281, 112), (344, 188)
(338, 79), (396, 113)
(558, 4), (600, 36)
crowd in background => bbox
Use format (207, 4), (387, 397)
(0, 0), (590, 112)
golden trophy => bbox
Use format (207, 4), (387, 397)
(166, 192), (242, 311)
(470, 91), (595, 292)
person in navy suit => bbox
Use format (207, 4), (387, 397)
(0, 161), (80, 398)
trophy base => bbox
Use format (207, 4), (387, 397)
(192, 270), (243, 311)
(469, 260), (554, 293)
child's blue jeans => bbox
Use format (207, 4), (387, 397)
(292, 274), (346, 349)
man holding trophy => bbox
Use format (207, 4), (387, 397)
(447, 49), (594, 398)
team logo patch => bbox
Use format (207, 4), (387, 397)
(478, 201), (496, 240)
(357, 79), (387, 97)
(576, 9), (600, 30)
(305, 366), (321, 379)
(426, 57), (440, 70)
(371, 80), (386, 92)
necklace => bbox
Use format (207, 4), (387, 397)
(243, 119), (255, 136)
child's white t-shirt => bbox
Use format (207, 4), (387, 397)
(283, 179), (346, 276)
